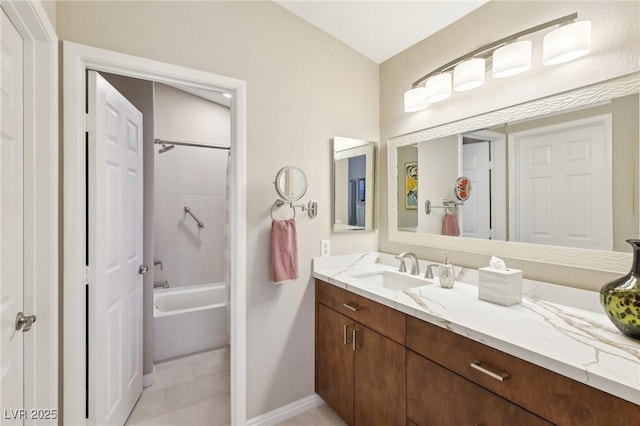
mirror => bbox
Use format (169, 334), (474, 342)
(275, 166), (307, 202)
(388, 73), (640, 272)
(333, 136), (376, 232)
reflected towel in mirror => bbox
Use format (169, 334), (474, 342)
(442, 212), (460, 237)
(271, 219), (298, 284)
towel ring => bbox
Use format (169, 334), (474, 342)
(271, 200), (296, 220)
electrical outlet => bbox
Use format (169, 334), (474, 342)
(321, 240), (330, 257)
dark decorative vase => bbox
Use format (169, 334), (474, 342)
(600, 239), (640, 340)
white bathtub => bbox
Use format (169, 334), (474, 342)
(153, 282), (228, 362)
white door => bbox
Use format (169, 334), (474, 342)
(1, 8), (26, 424)
(462, 141), (491, 239)
(88, 71), (143, 426)
(509, 115), (612, 249)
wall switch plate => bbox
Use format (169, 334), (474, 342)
(321, 240), (330, 257)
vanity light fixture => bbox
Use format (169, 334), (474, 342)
(403, 12), (591, 112)
(453, 57), (485, 92)
(425, 73), (452, 103)
(404, 86), (429, 112)
(543, 20), (591, 65)
(492, 40), (532, 78)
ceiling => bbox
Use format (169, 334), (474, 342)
(274, 0), (489, 64)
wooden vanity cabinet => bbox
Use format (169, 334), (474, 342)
(316, 280), (406, 425)
(316, 279), (640, 426)
(407, 350), (552, 426)
(406, 316), (640, 426)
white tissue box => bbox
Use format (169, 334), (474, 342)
(478, 267), (523, 306)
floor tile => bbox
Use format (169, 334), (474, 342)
(276, 403), (346, 426)
(134, 394), (230, 426)
(191, 346), (230, 379)
(126, 349), (229, 426)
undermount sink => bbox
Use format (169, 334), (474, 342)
(350, 269), (433, 291)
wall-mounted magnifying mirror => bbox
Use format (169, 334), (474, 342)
(275, 166), (308, 202)
(333, 136), (376, 232)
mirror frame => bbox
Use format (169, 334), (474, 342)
(388, 72), (640, 274)
(332, 137), (377, 232)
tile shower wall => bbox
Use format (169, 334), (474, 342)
(153, 84), (230, 288)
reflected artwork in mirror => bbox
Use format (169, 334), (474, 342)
(388, 73), (640, 273)
(333, 136), (376, 232)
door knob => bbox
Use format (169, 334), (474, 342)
(15, 312), (37, 332)
(139, 265), (148, 274)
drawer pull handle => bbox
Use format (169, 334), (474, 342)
(343, 324), (351, 345)
(352, 328), (361, 351)
(470, 361), (509, 382)
(343, 302), (361, 312)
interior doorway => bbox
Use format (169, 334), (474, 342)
(63, 42), (247, 425)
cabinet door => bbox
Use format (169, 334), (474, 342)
(317, 304), (354, 425)
(407, 351), (552, 426)
(354, 325), (406, 426)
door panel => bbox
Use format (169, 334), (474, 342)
(88, 71), (143, 426)
(316, 304), (354, 425)
(462, 141), (491, 239)
(511, 116), (612, 249)
(0, 8), (24, 424)
(354, 325), (406, 426)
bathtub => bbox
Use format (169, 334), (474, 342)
(153, 282), (228, 362)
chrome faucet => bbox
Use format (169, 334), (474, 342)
(424, 264), (439, 279)
(395, 252), (420, 275)
(154, 280), (169, 289)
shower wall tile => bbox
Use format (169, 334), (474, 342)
(153, 248), (180, 287)
(154, 194), (181, 250)
(154, 145), (227, 288)
(205, 245), (226, 284)
(154, 148), (179, 194)
(176, 246), (209, 286)
(206, 151), (229, 196)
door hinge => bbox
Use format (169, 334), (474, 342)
(83, 266), (90, 284)
(488, 160), (493, 170)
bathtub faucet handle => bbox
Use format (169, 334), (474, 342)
(139, 264), (149, 275)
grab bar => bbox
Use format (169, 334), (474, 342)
(184, 206), (205, 228)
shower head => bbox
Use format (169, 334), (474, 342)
(158, 143), (175, 154)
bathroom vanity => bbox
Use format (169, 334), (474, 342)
(313, 253), (640, 426)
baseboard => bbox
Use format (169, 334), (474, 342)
(246, 393), (324, 426)
(143, 367), (156, 388)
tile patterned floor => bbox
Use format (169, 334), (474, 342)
(125, 346), (230, 426)
(274, 404), (347, 426)
(125, 345), (345, 425)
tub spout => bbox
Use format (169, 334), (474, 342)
(154, 281), (169, 289)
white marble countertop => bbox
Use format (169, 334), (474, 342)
(312, 252), (640, 406)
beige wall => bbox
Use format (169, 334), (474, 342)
(380, 1), (640, 290)
(56, 0), (379, 419)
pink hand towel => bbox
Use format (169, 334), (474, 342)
(442, 212), (460, 237)
(271, 219), (298, 284)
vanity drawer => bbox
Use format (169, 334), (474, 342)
(406, 316), (640, 425)
(407, 350), (552, 426)
(316, 279), (405, 345)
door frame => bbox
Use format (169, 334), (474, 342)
(62, 42), (247, 425)
(0, 0), (58, 422)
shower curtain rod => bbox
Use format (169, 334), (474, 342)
(154, 138), (231, 151)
